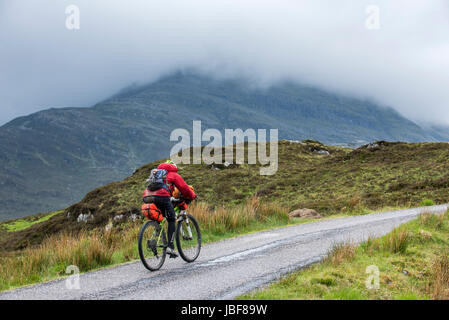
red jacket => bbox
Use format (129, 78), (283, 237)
(146, 163), (196, 199)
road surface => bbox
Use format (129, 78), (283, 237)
(1, 204), (447, 300)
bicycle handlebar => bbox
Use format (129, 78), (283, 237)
(170, 196), (197, 204)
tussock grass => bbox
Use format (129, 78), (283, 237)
(360, 228), (410, 255)
(190, 197), (289, 235)
(419, 213), (445, 230)
(427, 253), (449, 299)
(0, 197), (291, 291)
(240, 210), (449, 300)
(382, 228), (410, 254)
(326, 242), (356, 266)
(0, 223), (142, 290)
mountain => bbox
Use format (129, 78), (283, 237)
(417, 123), (449, 142)
(0, 73), (444, 221)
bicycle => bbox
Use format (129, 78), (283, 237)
(138, 198), (201, 271)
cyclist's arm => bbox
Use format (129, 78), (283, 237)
(171, 173), (197, 200)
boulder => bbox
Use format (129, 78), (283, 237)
(286, 140), (306, 145)
(113, 214), (124, 222)
(105, 222), (113, 232)
(367, 142), (379, 149)
(314, 149), (330, 155)
(77, 213), (92, 223)
(289, 208), (322, 219)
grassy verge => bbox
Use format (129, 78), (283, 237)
(0, 198), (321, 292)
(240, 210), (449, 300)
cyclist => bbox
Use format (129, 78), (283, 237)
(145, 160), (197, 258)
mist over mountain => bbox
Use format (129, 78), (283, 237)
(1, 1), (449, 126)
(0, 73), (447, 221)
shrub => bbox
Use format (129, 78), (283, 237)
(347, 193), (363, 209)
(311, 277), (337, 287)
(420, 199), (435, 207)
(382, 228), (410, 254)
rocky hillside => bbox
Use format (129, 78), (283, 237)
(2, 140), (449, 252)
(0, 73), (445, 220)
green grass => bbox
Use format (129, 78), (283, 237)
(240, 211), (449, 300)
(1, 211), (63, 232)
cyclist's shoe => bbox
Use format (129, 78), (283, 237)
(167, 247), (178, 258)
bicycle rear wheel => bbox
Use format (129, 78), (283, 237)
(138, 221), (167, 271)
(176, 214), (201, 263)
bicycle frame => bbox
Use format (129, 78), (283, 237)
(177, 210), (194, 240)
(139, 200), (200, 270)
(154, 209), (193, 247)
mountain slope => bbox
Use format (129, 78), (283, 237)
(0, 73), (442, 220)
(2, 140), (449, 253)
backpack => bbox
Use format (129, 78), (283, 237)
(146, 169), (171, 192)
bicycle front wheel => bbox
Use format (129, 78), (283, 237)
(138, 221), (167, 271)
(176, 214), (201, 263)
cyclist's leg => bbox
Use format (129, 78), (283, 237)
(153, 196), (176, 249)
(164, 200), (177, 249)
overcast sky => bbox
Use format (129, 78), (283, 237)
(0, 0), (448, 125)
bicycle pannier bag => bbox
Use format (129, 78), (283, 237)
(141, 203), (164, 222)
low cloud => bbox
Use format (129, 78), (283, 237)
(1, 0), (448, 125)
